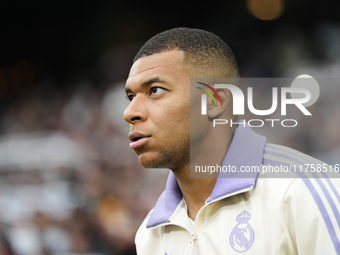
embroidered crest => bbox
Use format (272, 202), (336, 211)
(229, 210), (255, 252)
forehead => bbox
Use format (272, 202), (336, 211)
(126, 50), (186, 86)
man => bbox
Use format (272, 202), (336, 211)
(123, 28), (340, 254)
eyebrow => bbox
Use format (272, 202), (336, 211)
(125, 77), (166, 94)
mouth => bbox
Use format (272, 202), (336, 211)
(128, 132), (151, 149)
(131, 136), (144, 142)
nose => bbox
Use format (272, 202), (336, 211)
(123, 95), (146, 124)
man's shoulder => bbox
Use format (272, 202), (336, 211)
(252, 142), (340, 211)
(261, 142), (338, 177)
(259, 142), (340, 221)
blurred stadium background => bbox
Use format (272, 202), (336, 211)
(0, 0), (340, 254)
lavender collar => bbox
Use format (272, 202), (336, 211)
(146, 122), (266, 228)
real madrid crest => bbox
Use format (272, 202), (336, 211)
(229, 210), (255, 253)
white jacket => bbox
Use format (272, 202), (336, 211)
(135, 124), (340, 255)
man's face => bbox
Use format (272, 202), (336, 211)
(124, 50), (190, 170)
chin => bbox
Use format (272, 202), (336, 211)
(138, 152), (171, 169)
(138, 153), (159, 168)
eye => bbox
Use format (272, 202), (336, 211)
(127, 94), (135, 101)
(150, 87), (165, 96)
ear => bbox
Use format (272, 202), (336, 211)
(207, 88), (230, 118)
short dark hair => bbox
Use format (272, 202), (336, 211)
(134, 27), (239, 77)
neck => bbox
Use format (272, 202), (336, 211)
(172, 125), (235, 221)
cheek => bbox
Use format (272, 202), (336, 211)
(152, 104), (189, 137)
(167, 101), (190, 133)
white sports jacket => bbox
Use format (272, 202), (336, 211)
(135, 124), (340, 255)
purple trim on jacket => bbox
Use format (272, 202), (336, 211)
(146, 123), (266, 228)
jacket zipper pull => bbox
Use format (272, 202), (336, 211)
(191, 233), (197, 240)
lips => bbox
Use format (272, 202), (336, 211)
(128, 132), (151, 149)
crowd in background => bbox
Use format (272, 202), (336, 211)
(0, 21), (340, 255)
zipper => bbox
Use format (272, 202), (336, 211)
(191, 233), (197, 240)
(152, 186), (254, 254)
(190, 185), (254, 254)
(191, 206), (204, 255)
